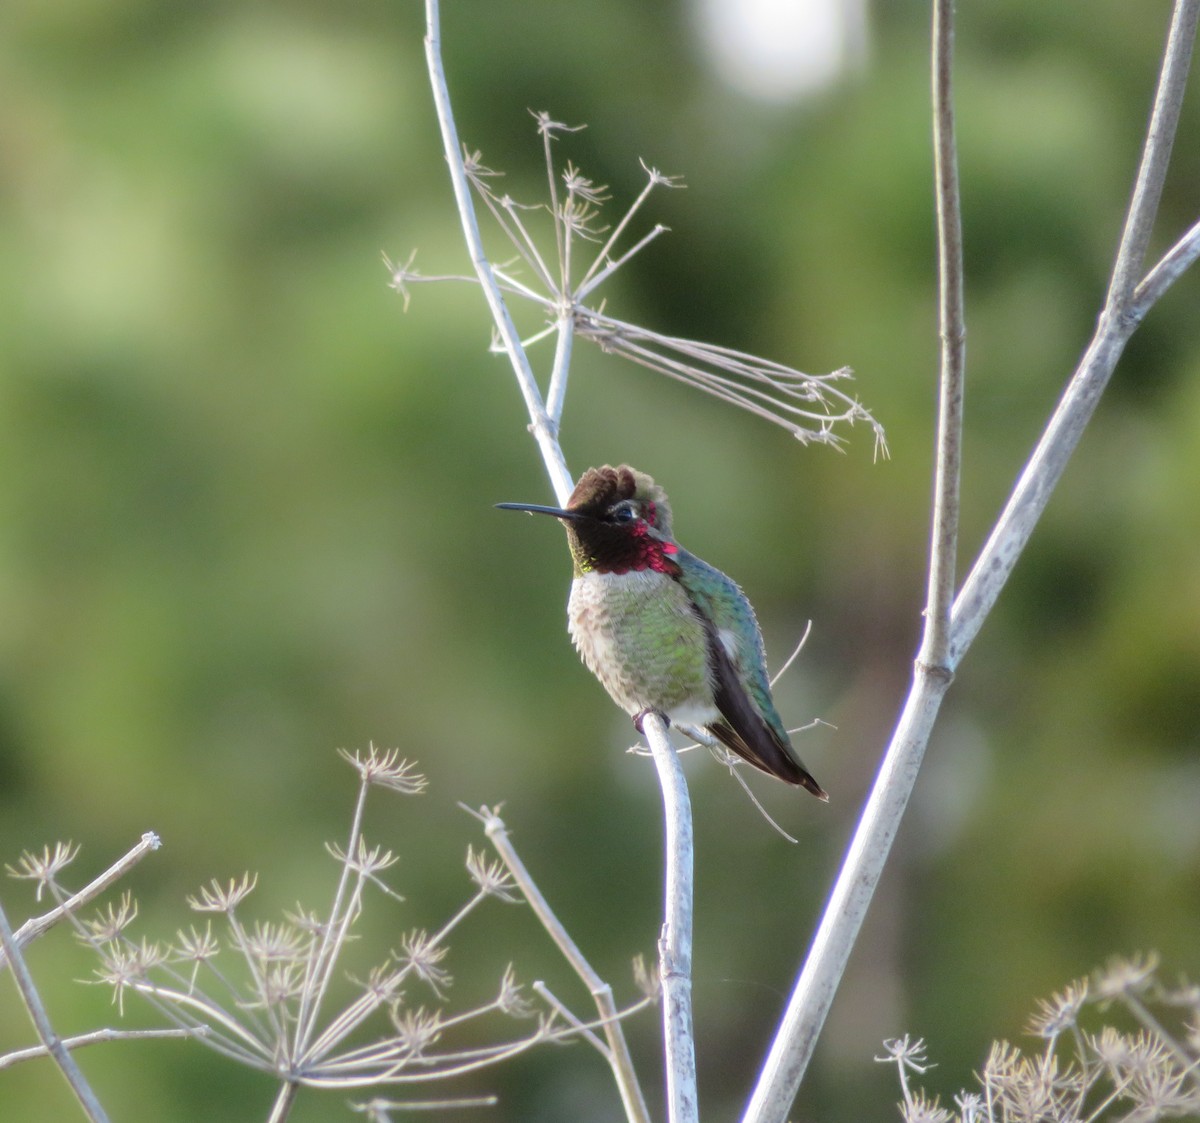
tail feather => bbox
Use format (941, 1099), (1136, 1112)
(700, 612), (828, 799)
(707, 718), (828, 800)
(685, 577), (828, 799)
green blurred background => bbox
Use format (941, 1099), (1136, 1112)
(1, 1), (1198, 1120)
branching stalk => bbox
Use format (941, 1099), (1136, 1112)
(3, 832), (160, 966)
(422, 2), (696, 1116)
(0, 1027), (195, 1071)
(924, 0), (967, 666)
(478, 807), (652, 1123)
(951, 0), (1200, 664)
(643, 714), (699, 1123)
(422, 0), (572, 506)
(0, 897), (112, 1123)
(744, 2), (1200, 1120)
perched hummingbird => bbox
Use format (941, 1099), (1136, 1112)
(497, 464), (827, 799)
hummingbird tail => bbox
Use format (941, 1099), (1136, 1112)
(707, 719), (829, 800)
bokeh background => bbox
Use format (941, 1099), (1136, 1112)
(2, 1), (1199, 1120)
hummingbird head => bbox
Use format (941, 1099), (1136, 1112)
(496, 464), (680, 576)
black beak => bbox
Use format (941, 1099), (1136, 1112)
(494, 502), (583, 520)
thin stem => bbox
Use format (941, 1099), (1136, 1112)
(577, 169), (658, 291)
(481, 808), (652, 1123)
(126, 979), (272, 1060)
(0, 897), (112, 1123)
(0, 1027), (195, 1071)
(300, 890), (491, 1066)
(267, 1079), (301, 1123)
(949, 325), (1134, 663)
(739, 669), (951, 1123)
(480, 191), (559, 295)
(643, 714), (698, 1123)
(3, 832), (160, 965)
(1107, 0), (1200, 305)
(423, 0), (572, 505)
(950, 0), (1199, 665)
(575, 223), (669, 302)
(351, 1096), (499, 1114)
(545, 311), (574, 426)
(540, 117), (567, 290)
(1132, 214), (1200, 316)
(749, 2), (1200, 1118)
(293, 777), (371, 1057)
(923, 0), (966, 667)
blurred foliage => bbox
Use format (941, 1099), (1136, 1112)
(1, 1), (1198, 1121)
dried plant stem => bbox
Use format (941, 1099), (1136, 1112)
(1106, 0), (1200, 305)
(744, 2), (1200, 1121)
(0, 897), (111, 1123)
(1133, 215), (1200, 313)
(291, 776), (372, 1060)
(2, 832), (160, 966)
(422, 0), (572, 506)
(741, 673), (951, 1123)
(351, 1096), (499, 1115)
(644, 714), (699, 1123)
(423, 1), (696, 1116)
(267, 1081), (300, 1123)
(951, 0), (1200, 661)
(479, 808), (652, 1123)
(0, 1027), (194, 1071)
(924, 0), (966, 665)
(743, 8), (966, 1114)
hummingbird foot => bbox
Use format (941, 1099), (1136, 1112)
(632, 708), (670, 735)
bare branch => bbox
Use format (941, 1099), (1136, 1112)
(0, 897), (112, 1123)
(473, 805), (653, 1123)
(1132, 214), (1200, 317)
(1107, 0), (1200, 304)
(922, 0), (967, 666)
(643, 714), (699, 1123)
(423, 0), (572, 505)
(0, 1027), (198, 1072)
(952, 0), (1200, 665)
(3, 833), (160, 965)
(740, 668), (951, 1123)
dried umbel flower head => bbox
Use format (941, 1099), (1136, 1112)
(879, 957), (1200, 1123)
(59, 747), (652, 1119)
(388, 113), (886, 456)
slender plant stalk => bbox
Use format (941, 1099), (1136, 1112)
(743, 2), (1200, 1121)
(3, 832), (160, 967)
(480, 809), (652, 1123)
(422, 0), (572, 506)
(0, 897), (111, 1123)
(644, 713), (699, 1123)
(1132, 215), (1200, 313)
(0, 1027), (194, 1071)
(950, 0), (1200, 663)
(422, 1), (695, 1115)
(267, 1080), (300, 1123)
(1106, 0), (1200, 306)
(924, 0), (966, 665)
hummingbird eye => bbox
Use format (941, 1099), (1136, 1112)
(611, 502), (639, 524)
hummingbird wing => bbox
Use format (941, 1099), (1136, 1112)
(677, 551), (828, 800)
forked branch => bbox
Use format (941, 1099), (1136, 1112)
(742, 2), (1200, 1121)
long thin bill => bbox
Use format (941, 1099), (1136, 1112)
(494, 502), (580, 519)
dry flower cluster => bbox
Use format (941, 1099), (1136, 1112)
(2, 745), (654, 1123)
(878, 954), (1200, 1123)
(387, 111), (886, 458)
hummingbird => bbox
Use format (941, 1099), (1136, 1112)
(497, 464), (827, 799)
